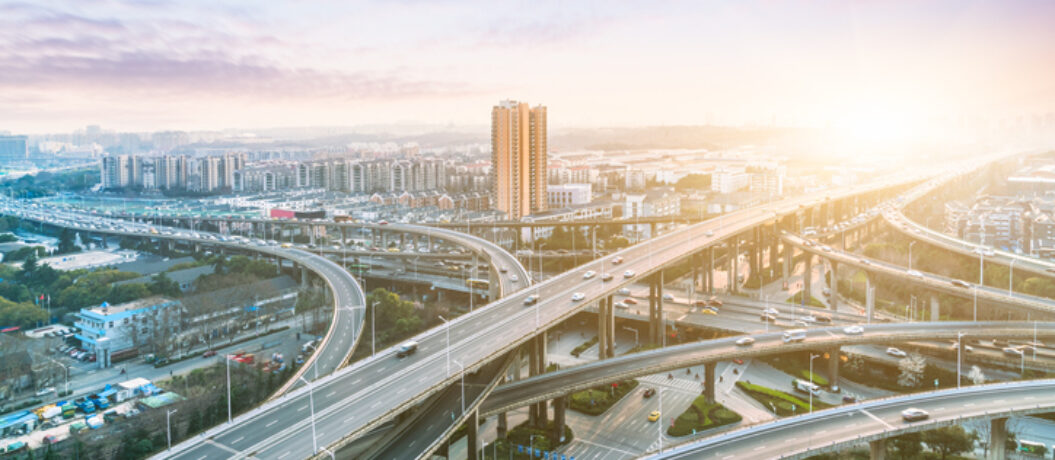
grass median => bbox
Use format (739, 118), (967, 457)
(735, 380), (832, 416)
(569, 380), (639, 415)
(667, 396), (742, 437)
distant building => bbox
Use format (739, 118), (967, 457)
(491, 100), (548, 219)
(712, 168), (750, 194)
(1008, 164), (1055, 197)
(624, 187), (680, 240)
(74, 297), (182, 367)
(0, 135), (28, 163)
(548, 183), (592, 208)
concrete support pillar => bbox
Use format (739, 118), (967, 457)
(606, 295), (616, 358)
(466, 409), (479, 460)
(828, 346), (840, 390)
(869, 439), (886, 460)
(552, 395), (567, 442)
(930, 294), (940, 321)
(704, 362), (716, 404)
(598, 299), (609, 361)
(748, 229), (759, 285)
(706, 247), (715, 294)
(308, 225), (315, 246)
(803, 254), (813, 301)
(530, 333), (548, 427)
(649, 272), (664, 345)
(769, 228), (780, 275)
(829, 260), (839, 311)
(300, 265), (308, 287)
(730, 237), (740, 294)
(496, 412), (508, 440)
(782, 242), (791, 290)
(989, 417), (1007, 460)
(865, 272), (875, 323)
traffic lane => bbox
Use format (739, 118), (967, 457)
(667, 384), (1055, 459)
(482, 322), (1055, 415)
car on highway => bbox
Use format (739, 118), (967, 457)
(396, 341), (418, 358)
(510, 274), (519, 282)
(571, 292), (586, 302)
(202, 350), (217, 358)
(613, 301), (628, 309)
(601, 273), (614, 282)
(860, 258), (871, 265)
(648, 410), (661, 422)
(611, 256), (624, 265)
(662, 293), (674, 302)
(499, 266), (508, 273)
(642, 388), (656, 398)
(618, 288), (631, 295)
(523, 295), (539, 306)
(901, 408), (929, 422)
(843, 325), (864, 335)
(624, 298), (638, 305)
(733, 358), (744, 365)
(782, 329), (807, 343)
(821, 245), (832, 252)
(1003, 347), (1024, 357)
(762, 307), (779, 316)
(761, 313), (778, 323)
(886, 347), (908, 358)
(583, 271), (597, 279)
(623, 270), (636, 278)
(701, 308), (717, 315)
(950, 279), (970, 288)
(906, 270), (924, 278)
(735, 337), (755, 346)
(35, 387), (56, 397)
(705, 230), (714, 237)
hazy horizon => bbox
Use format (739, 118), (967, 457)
(3, 0), (1055, 140)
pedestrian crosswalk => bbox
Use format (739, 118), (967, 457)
(638, 373), (708, 395)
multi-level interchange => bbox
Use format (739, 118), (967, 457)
(6, 150), (1054, 460)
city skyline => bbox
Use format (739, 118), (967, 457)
(2, 0), (1055, 138)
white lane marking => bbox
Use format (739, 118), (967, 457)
(204, 439), (241, 455)
(297, 405), (308, 412)
(266, 419), (278, 427)
(326, 390), (336, 398)
(965, 403), (976, 407)
(277, 451), (291, 459)
(231, 436), (244, 444)
(860, 409), (895, 429)
(352, 378), (362, 385)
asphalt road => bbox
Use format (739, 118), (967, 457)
(653, 379), (1055, 459)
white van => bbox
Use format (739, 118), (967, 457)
(396, 341), (419, 358)
(782, 329), (807, 343)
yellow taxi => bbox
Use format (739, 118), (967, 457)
(648, 410), (661, 422)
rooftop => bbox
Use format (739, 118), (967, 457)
(83, 295), (176, 316)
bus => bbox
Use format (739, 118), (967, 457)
(465, 279), (490, 290)
(347, 263), (371, 274)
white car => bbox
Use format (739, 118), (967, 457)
(583, 271), (597, 279)
(510, 274), (519, 282)
(705, 230), (714, 237)
(842, 325), (864, 335)
(613, 301), (628, 309)
(1003, 347), (1024, 357)
(906, 270), (924, 278)
(762, 307), (779, 316)
(735, 337), (755, 346)
(571, 292), (585, 301)
(623, 270), (636, 278)
(886, 347), (907, 358)
(618, 288), (631, 295)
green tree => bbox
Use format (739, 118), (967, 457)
(149, 272), (182, 298)
(922, 425), (977, 460)
(0, 297), (47, 328)
(57, 228), (80, 254)
(889, 431), (923, 459)
(367, 288), (424, 344)
(21, 252), (38, 273)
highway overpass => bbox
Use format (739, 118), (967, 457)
(653, 379), (1055, 460)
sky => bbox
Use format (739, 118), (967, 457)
(2, 0), (1055, 134)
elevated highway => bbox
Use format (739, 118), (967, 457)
(654, 379), (1055, 459)
(480, 321), (1055, 416)
(154, 171), (935, 459)
(784, 233), (1055, 318)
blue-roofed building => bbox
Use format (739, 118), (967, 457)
(74, 296), (182, 367)
(0, 411), (37, 437)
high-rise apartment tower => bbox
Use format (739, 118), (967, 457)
(490, 100), (547, 219)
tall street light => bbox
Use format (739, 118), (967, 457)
(808, 353), (820, 413)
(438, 315), (451, 377)
(1009, 259), (1016, 296)
(166, 409), (179, 450)
(298, 375), (318, 454)
(225, 354), (232, 423)
(956, 332), (966, 389)
(908, 241), (916, 272)
(453, 359), (466, 415)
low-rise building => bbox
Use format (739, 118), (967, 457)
(74, 297), (183, 367)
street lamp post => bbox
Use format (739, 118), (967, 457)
(438, 315), (451, 377)
(371, 301), (378, 356)
(809, 354), (820, 413)
(166, 409), (178, 450)
(453, 359), (465, 414)
(973, 287), (978, 322)
(979, 253), (984, 285)
(658, 387), (664, 453)
(956, 332), (966, 389)
(908, 241), (916, 272)
(225, 354), (232, 423)
(1009, 259), (1016, 296)
(298, 375), (318, 454)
